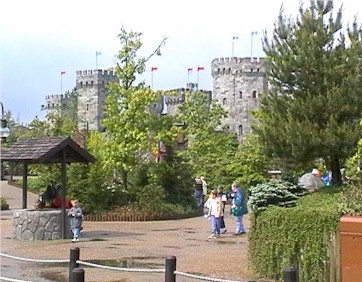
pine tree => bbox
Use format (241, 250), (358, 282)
(254, 0), (362, 185)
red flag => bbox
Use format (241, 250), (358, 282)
(197, 67), (204, 71)
(151, 67), (158, 71)
(61, 71), (66, 75)
(188, 68), (193, 72)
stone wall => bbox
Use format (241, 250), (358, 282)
(13, 209), (72, 241)
(211, 57), (268, 141)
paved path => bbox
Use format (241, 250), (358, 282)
(0, 180), (260, 282)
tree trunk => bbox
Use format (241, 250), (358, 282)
(122, 169), (128, 191)
(330, 156), (342, 186)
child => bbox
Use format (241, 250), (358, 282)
(204, 189), (223, 239)
(217, 186), (227, 234)
(68, 199), (83, 242)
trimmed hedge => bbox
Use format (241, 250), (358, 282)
(249, 188), (341, 282)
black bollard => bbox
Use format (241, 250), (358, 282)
(165, 255), (176, 282)
(69, 247), (80, 282)
(72, 268), (85, 282)
(283, 266), (298, 282)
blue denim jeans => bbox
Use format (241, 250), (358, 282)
(210, 215), (221, 235)
(235, 215), (246, 233)
(194, 190), (203, 207)
(72, 227), (81, 239)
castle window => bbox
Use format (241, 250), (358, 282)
(52, 103), (54, 109)
(86, 82), (89, 88)
(238, 125), (243, 135)
(251, 69), (253, 72)
(222, 98), (227, 105)
(86, 104), (89, 111)
(47, 104), (50, 109)
(218, 68), (220, 75)
(222, 68), (225, 75)
(252, 90), (257, 98)
(257, 68), (260, 72)
(91, 81), (94, 88)
(235, 70), (238, 75)
(80, 82), (83, 88)
(228, 68), (231, 74)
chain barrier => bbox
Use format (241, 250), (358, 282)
(174, 271), (248, 282)
(0, 252), (249, 282)
(77, 260), (165, 273)
(0, 277), (32, 282)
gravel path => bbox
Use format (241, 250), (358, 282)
(0, 181), (264, 282)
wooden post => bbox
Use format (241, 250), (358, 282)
(165, 256), (176, 282)
(69, 247), (80, 282)
(61, 149), (67, 239)
(72, 268), (85, 282)
(22, 163), (28, 209)
(283, 266), (298, 282)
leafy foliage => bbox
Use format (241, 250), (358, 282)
(254, 0), (362, 185)
(248, 179), (308, 213)
(249, 188), (341, 282)
(176, 90), (239, 187)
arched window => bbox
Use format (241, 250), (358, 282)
(239, 91), (243, 99)
(228, 68), (231, 74)
(252, 90), (257, 98)
(238, 125), (243, 136)
(222, 98), (227, 105)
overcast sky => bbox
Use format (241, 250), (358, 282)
(1, 0), (361, 123)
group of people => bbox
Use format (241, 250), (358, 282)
(203, 182), (248, 239)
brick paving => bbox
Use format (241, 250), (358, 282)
(0, 180), (263, 282)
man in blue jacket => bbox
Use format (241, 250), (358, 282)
(230, 182), (248, 235)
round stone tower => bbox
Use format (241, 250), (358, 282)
(211, 57), (267, 140)
(76, 69), (118, 131)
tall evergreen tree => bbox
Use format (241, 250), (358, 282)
(254, 0), (362, 185)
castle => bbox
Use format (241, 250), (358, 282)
(44, 57), (267, 141)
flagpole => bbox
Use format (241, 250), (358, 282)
(232, 36), (238, 57)
(96, 51), (101, 69)
(251, 31), (257, 61)
(61, 74), (62, 95)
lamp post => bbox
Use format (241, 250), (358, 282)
(0, 102), (10, 141)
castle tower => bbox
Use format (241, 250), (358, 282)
(165, 83), (212, 116)
(44, 93), (71, 111)
(211, 57), (268, 141)
(76, 69), (118, 131)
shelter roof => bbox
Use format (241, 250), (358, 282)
(0, 136), (96, 164)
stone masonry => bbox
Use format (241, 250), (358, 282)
(211, 57), (268, 141)
(13, 209), (72, 241)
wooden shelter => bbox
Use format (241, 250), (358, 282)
(0, 136), (95, 238)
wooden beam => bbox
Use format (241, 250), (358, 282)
(22, 164), (28, 209)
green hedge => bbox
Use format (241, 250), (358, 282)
(249, 188), (341, 282)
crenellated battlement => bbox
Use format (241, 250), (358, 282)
(211, 57), (265, 78)
(45, 94), (70, 100)
(76, 69), (116, 77)
(211, 57), (265, 65)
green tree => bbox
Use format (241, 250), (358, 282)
(228, 134), (270, 188)
(254, 0), (362, 185)
(102, 28), (167, 190)
(176, 90), (238, 187)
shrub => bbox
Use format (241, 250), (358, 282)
(248, 179), (309, 213)
(249, 188), (341, 282)
(1, 197), (9, 210)
(339, 184), (362, 215)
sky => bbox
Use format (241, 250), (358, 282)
(1, 0), (361, 124)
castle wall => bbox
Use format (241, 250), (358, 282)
(76, 69), (118, 131)
(211, 57), (268, 140)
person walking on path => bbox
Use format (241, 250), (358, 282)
(230, 182), (248, 235)
(201, 176), (208, 203)
(204, 189), (223, 239)
(68, 199), (83, 242)
(194, 176), (204, 207)
(217, 186), (227, 234)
